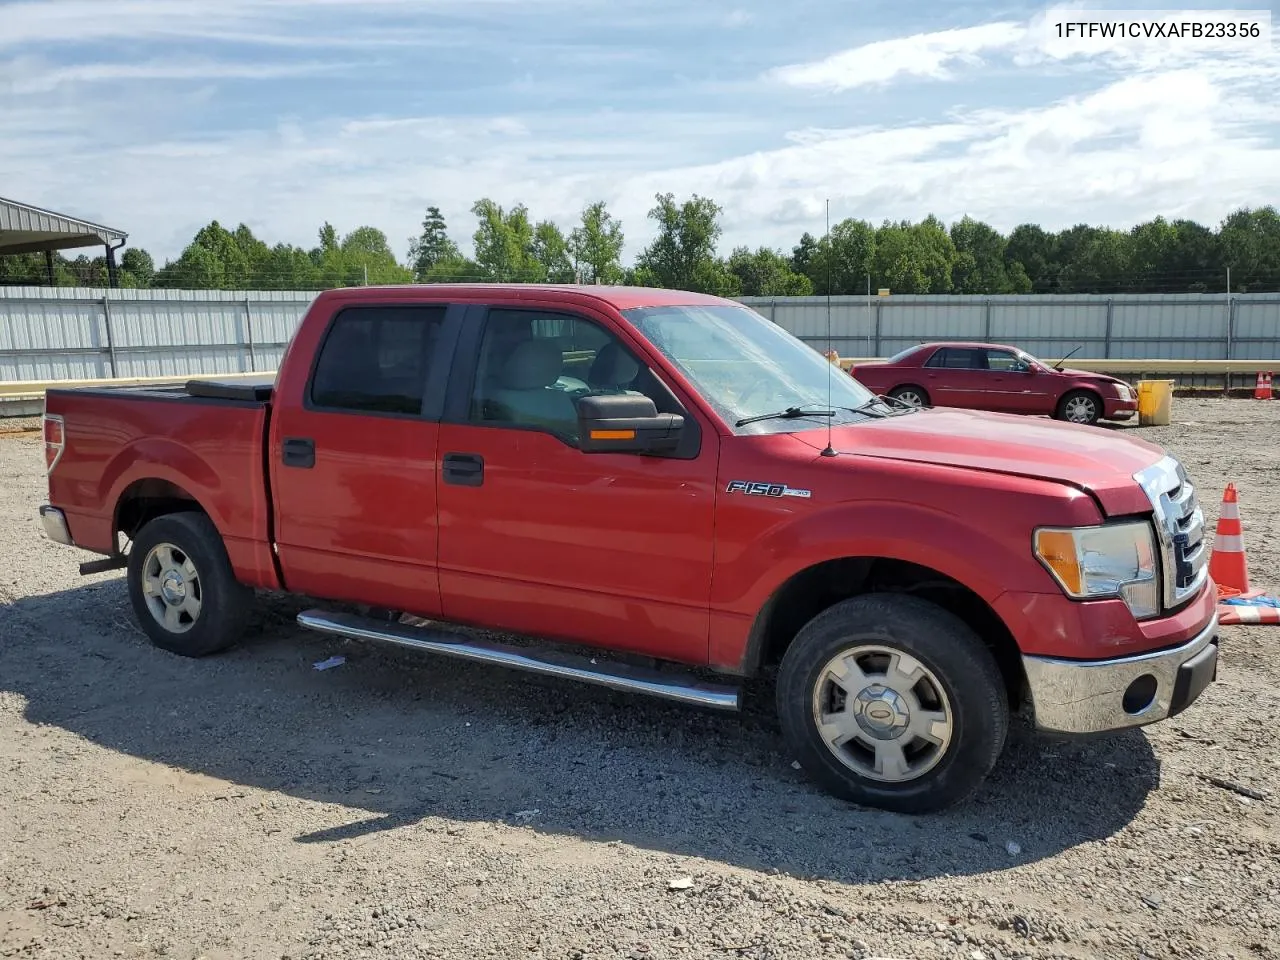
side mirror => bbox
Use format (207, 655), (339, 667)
(576, 394), (684, 455)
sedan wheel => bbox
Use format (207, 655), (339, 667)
(1058, 390), (1101, 425)
(888, 386), (928, 408)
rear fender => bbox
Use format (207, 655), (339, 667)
(101, 438), (225, 535)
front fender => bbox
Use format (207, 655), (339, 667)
(711, 499), (1055, 618)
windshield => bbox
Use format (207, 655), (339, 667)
(622, 303), (884, 434)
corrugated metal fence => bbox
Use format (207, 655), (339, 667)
(3, 287), (1280, 382)
(738, 293), (1280, 361)
(0, 288), (318, 381)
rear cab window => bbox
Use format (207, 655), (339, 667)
(308, 305), (448, 416)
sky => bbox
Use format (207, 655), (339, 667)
(1, 0), (1278, 266)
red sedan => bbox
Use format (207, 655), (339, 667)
(849, 342), (1138, 425)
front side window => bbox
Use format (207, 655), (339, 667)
(469, 308), (665, 443)
(622, 303), (882, 434)
(309, 305), (446, 415)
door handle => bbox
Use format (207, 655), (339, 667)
(443, 452), (484, 487)
(282, 437), (315, 469)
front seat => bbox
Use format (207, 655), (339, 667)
(586, 341), (642, 393)
(489, 339), (578, 436)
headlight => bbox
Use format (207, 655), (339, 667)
(1033, 521), (1159, 619)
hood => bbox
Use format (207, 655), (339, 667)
(792, 407), (1163, 515)
(1057, 367), (1130, 387)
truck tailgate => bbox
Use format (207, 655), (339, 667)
(44, 385), (277, 589)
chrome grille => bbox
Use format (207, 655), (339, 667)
(1134, 456), (1208, 609)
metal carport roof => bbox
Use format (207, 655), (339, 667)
(0, 196), (129, 285)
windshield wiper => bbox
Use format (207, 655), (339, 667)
(735, 406), (836, 427)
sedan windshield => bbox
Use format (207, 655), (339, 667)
(622, 303), (887, 434)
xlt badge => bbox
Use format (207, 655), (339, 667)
(725, 480), (811, 499)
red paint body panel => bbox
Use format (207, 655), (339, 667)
(42, 285), (1213, 680)
(43, 388), (279, 590)
(851, 341), (1138, 421)
(994, 574), (1216, 660)
(434, 422), (717, 660)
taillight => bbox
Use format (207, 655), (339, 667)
(43, 413), (65, 475)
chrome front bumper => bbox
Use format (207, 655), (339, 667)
(1022, 614), (1220, 735)
(39, 505), (73, 546)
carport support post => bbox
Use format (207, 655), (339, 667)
(105, 243), (119, 288)
(44, 250), (56, 286)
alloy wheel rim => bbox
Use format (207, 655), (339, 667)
(811, 644), (954, 783)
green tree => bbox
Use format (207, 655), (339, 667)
(727, 246), (813, 296)
(422, 256), (488, 282)
(872, 216), (955, 293)
(471, 198), (541, 281)
(790, 232), (819, 278)
(532, 220), (574, 282)
(407, 206), (460, 281)
(950, 216), (1028, 294)
(1218, 206), (1280, 292)
(568, 201), (625, 284)
(120, 248), (156, 286)
(633, 192), (737, 295)
(1058, 227), (1131, 293)
(805, 218), (875, 295)
(1005, 224), (1060, 292)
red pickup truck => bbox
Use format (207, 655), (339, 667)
(38, 284), (1219, 813)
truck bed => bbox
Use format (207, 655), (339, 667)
(43, 378), (278, 588)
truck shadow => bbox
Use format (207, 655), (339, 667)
(2, 581), (1160, 885)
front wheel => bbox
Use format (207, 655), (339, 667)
(127, 511), (254, 657)
(776, 593), (1008, 814)
(887, 385), (929, 408)
(1056, 389), (1101, 425)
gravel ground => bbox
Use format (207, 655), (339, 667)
(2, 397), (1278, 960)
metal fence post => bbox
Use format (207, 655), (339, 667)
(1225, 294), (1234, 360)
(873, 299), (883, 356)
(244, 296), (257, 372)
(100, 294), (119, 378)
(1104, 298), (1114, 359)
(983, 299), (992, 341)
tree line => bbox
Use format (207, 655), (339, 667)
(2, 195), (1278, 296)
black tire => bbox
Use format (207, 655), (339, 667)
(1055, 389), (1101, 425)
(126, 511), (253, 657)
(776, 593), (1008, 814)
(887, 385), (930, 408)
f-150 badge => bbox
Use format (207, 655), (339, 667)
(725, 480), (811, 498)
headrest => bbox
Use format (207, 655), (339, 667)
(587, 341), (641, 388)
(499, 339), (563, 390)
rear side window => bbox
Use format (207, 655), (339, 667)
(927, 347), (986, 369)
(309, 305), (447, 415)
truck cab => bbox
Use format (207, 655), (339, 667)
(39, 284), (1220, 813)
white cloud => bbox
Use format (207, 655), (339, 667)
(769, 22), (1026, 91)
(2, 59), (341, 94)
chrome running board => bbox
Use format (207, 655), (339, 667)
(296, 609), (741, 711)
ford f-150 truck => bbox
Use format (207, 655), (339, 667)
(38, 284), (1220, 813)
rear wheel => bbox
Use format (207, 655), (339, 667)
(1056, 389), (1101, 425)
(127, 511), (253, 657)
(887, 385), (929, 409)
(776, 593), (1008, 814)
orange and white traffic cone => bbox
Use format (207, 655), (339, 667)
(1208, 483), (1250, 599)
(1218, 602), (1280, 625)
(1253, 372), (1273, 400)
